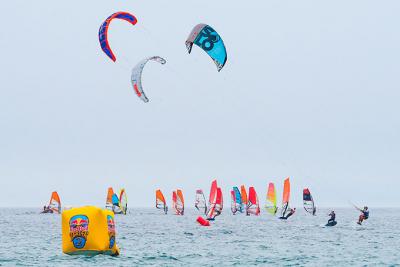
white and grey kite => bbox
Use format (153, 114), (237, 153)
(131, 56), (166, 103)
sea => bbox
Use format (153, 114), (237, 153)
(0, 208), (399, 266)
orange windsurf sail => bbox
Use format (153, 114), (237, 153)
(106, 187), (114, 209)
(48, 191), (61, 213)
(240, 185), (248, 205)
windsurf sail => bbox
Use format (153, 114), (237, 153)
(48, 191), (61, 213)
(119, 189), (128, 215)
(209, 180), (217, 205)
(172, 191), (178, 214)
(233, 186), (243, 213)
(281, 177), (291, 218)
(217, 187), (223, 211)
(240, 185), (248, 212)
(176, 189), (184, 215)
(112, 193), (122, 214)
(303, 188), (315, 215)
(156, 189), (168, 214)
(206, 180), (220, 220)
(265, 183), (277, 215)
(195, 189), (207, 214)
(105, 187), (114, 210)
(247, 187), (260, 216)
(231, 190), (237, 214)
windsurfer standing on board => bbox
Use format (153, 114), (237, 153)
(284, 208), (296, 219)
(357, 206), (369, 225)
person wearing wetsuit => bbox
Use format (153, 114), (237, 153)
(328, 211), (336, 224)
(358, 206), (369, 225)
(313, 207), (316, 216)
(285, 208), (296, 219)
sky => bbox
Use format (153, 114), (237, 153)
(0, 1), (399, 208)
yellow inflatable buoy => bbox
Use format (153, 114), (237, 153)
(62, 206), (120, 256)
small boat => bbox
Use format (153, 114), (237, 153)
(156, 189), (168, 214)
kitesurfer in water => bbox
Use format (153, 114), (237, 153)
(328, 211), (336, 224)
(357, 206), (369, 225)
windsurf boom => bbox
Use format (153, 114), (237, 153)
(195, 189), (207, 214)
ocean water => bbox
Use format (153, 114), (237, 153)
(0, 208), (399, 266)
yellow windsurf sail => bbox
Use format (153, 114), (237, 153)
(265, 183), (277, 215)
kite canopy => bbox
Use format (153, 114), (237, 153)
(99, 12), (138, 62)
(131, 56), (166, 102)
(186, 23), (227, 71)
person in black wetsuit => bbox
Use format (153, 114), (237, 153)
(358, 206), (369, 225)
(328, 211), (336, 224)
(285, 208), (296, 219)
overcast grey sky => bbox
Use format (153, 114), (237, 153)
(1, 1), (399, 208)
